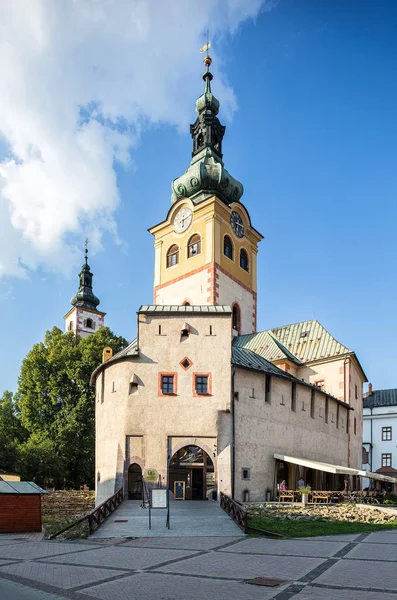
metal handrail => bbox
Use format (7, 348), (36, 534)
(49, 487), (124, 539)
(220, 492), (247, 533)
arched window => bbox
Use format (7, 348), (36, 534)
(240, 249), (249, 271)
(187, 234), (201, 258)
(224, 235), (233, 260)
(68, 321), (74, 331)
(86, 318), (94, 329)
(166, 244), (179, 268)
(232, 304), (241, 333)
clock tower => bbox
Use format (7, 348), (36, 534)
(149, 55), (263, 334)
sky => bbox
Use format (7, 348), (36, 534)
(0, 0), (396, 394)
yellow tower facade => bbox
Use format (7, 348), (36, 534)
(149, 54), (263, 334)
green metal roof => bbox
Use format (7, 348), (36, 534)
(139, 305), (232, 314)
(235, 320), (351, 364)
(364, 389), (397, 408)
(0, 481), (47, 495)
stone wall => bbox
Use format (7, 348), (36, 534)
(42, 491), (95, 517)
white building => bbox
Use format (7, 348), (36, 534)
(362, 387), (397, 493)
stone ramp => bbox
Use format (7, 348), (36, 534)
(89, 499), (245, 538)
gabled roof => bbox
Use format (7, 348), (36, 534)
(364, 389), (397, 408)
(0, 481), (47, 495)
(235, 320), (352, 365)
(231, 345), (353, 410)
(139, 305), (232, 314)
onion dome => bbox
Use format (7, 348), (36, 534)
(70, 245), (100, 310)
(171, 54), (243, 206)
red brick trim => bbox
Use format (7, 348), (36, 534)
(158, 372), (178, 396)
(192, 372), (212, 397)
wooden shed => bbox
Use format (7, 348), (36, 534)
(0, 480), (47, 533)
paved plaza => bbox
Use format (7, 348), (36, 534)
(1, 527), (397, 599)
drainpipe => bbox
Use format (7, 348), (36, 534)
(231, 367), (236, 500)
(370, 406), (373, 473)
(344, 357), (350, 467)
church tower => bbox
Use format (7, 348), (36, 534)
(149, 55), (263, 334)
(64, 244), (106, 338)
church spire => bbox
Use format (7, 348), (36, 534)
(171, 52), (243, 206)
(70, 240), (100, 311)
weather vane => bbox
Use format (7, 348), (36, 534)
(84, 237), (89, 263)
(199, 30), (211, 56)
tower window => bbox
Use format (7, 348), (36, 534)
(68, 321), (74, 331)
(86, 318), (94, 329)
(232, 304), (241, 333)
(166, 244), (179, 268)
(240, 249), (249, 271)
(187, 234), (201, 258)
(223, 236), (234, 260)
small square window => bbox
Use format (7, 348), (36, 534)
(242, 468), (250, 480)
(195, 376), (208, 395)
(382, 427), (392, 441)
(382, 453), (392, 468)
(161, 375), (174, 395)
(179, 357), (193, 371)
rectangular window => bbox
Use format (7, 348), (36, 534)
(355, 384), (358, 400)
(195, 375), (208, 395)
(265, 374), (271, 403)
(354, 417), (357, 435)
(242, 468), (250, 480)
(291, 382), (296, 412)
(325, 396), (329, 423)
(336, 403), (340, 429)
(316, 380), (325, 392)
(382, 427), (392, 441)
(310, 389), (315, 419)
(382, 453), (392, 468)
(161, 375), (174, 394)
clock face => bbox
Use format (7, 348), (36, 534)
(230, 211), (244, 238)
(174, 206), (192, 233)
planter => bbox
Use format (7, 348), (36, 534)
(301, 493), (309, 505)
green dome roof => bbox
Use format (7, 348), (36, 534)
(70, 253), (100, 311)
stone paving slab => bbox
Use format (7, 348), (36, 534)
(362, 531), (397, 544)
(157, 551), (324, 581)
(122, 536), (241, 551)
(344, 541), (397, 561)
(80, 571), (283, 600)
(294, 586), (397, 600)
(0, 541), (101, 561)
(90, 500), (245, 538)
(314, 559), (397, 590)
(0, 540), (25, 546)
(0, 578), (68, 600)
(45, 546), (201, 570)
(219, 537), (348, 557)
(0, 561), (129, 590)
(300, 534), (361, 542)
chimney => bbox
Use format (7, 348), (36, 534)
(102, 346), (113, 362)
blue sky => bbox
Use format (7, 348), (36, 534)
(0, 0), (396, 393)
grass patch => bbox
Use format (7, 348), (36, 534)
(248, 515), (397, 538)
(43, 515), (89, 539)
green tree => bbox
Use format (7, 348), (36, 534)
(0, 391), (27, 474)
(17, 326), (127, 488)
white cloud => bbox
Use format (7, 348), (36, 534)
(0, 0), (271, 278)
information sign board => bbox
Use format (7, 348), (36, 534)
(151, 489), (167, 509)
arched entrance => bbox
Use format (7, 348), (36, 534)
(169, 445), (215, 500)
(128, 463), (143, 500)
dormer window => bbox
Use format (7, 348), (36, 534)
(224, 236), (233, 260)
(188, 234), (201, 258)
(166, 244), (179, 268)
